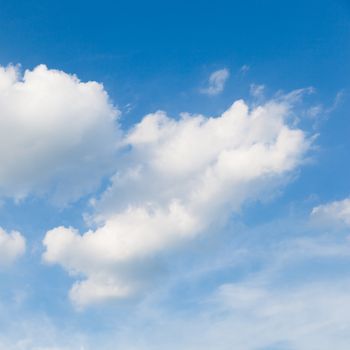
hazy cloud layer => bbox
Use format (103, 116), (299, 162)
(5, 231), (350, 350)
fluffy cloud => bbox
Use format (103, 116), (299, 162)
(0, 64), (119, 204)
(43, 96), (310, 307)
(200, 68), (230, 95)
(311, 198), (350, 226)
(0, 227), (25, 266)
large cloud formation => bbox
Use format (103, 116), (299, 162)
(43, 96), (310, 308)
(0, 228), (25, 266)
(0, 64), (119, 204)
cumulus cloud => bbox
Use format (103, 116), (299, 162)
(0, 64), (120, 204)
(200, 68), (230, 95)
(0, 227), (25, 266)
(311, 198), (350, 226)
(43, 95), (310, 308)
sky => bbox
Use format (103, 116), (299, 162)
(0, 0), (350, 349)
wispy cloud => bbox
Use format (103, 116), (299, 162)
(239, 64), (250, 74)
(311, 197), (350, 226)
(250, 83), (265, 98)
(200, 68), (230, 95)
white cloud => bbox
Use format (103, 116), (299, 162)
(43, 95), (310, 308)
(0, 227), (25, 266)
(311, 198), (350, 226)
(200, 68), (230, 95)
(0, 64), (120, 204)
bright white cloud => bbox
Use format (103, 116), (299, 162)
(0, 64), (120, 204)
(0, 227), (25, 266)
(43, 95), (310, 308)
(311, 198), (350, 226)
(200, 68), (230, 95)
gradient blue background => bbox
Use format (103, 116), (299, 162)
(0, 1), (349, 348)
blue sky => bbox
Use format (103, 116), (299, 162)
(0, 1), (350, 349)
